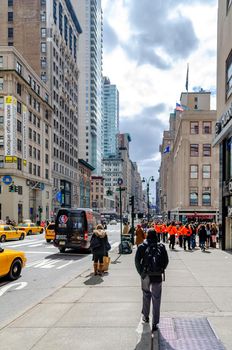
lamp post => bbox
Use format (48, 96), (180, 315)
(142, 176), (154, 222)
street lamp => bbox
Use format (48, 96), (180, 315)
(142, 176), (154, 222)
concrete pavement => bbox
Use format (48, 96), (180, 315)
(0, 244), (232, 349)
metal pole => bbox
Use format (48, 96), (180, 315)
(119, 186), (122, 245)
(147, 183), (149, 222)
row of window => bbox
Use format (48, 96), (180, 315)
(190, 187), (211, 206)
(190, 121), (212, 134)
(190, 144), (212, 157)
(28, 162), (49, 179)
(190, 164), (211, 179)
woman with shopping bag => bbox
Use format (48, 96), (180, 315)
(90, 224), (111, 276)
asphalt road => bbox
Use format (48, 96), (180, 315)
(0, 223), (120, 329)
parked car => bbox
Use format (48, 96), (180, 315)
(109, 219), (117, 225)
(15, 223), (44, 235)
(0, 247), (26, 280)
(45, 223), (55, 243)
(0, 225), (26, 242)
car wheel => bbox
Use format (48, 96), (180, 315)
(59, 247), (66, 253)
(19, 233), (25, 240)
(8, 259), (22, 280)
(28, 230), (32, 235)
(0, 235), (6, 243)
(46, 239), (51, 243)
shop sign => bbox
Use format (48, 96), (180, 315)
(216, 102), (232, 135)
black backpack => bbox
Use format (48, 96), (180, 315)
(119, 241), (132, 254)
(143, 243), (168, 276)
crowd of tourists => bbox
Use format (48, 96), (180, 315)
(135, 220), (219, 251)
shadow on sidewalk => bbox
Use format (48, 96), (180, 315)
(134, 323), (152, 350)
(159, 333), (176, 350)
(84, 274), (104, 286)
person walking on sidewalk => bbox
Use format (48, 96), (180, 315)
(135, 229), (169, 332)
(167, 221), (177, 249)
(90, 224), (110, 276)
(135, 224), (146, 246)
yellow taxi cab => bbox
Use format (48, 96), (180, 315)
(0, 247), (26, 280)
(45, 223), (55, 243)
(15, 223), (44, 235)
(0, 225), (26, 242)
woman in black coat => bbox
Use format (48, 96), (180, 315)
(90, 224), (110, 275)
(198, 224), (207, 251)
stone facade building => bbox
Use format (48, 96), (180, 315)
(160, 91), (219, 223)
(0, 47), (52, 223)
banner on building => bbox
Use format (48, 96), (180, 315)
(4, 96), (17, 157)
(22, 104), (28, 166)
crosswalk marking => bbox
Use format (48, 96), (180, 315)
(26, 258), (75, 270)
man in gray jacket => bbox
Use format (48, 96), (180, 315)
(135, 229), (169, 332)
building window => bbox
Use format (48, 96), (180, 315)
(37, 165), (40, 177)
(8, 12), (13, 22)
(17, 139), (22, 152)
(45, 154), (49, 164)
(0, 56), (3, 68)
(33, 130), (36, 142)
(69, 25), (73, 52)
(8, 28), (13, 38)
(16, 61), (22, 75)
(0, 78), (3, 91)
(8, 42), (13, 46)
(37, 149), (40, 160)
(45, 168), (49, 179)
(41, 13), (46, 22)
(41, 28), (46, 38)
(202, 187), (211, 206)
(203, 164), (211, 179)
(37, 134), (40, 144)
(202, 121), (211, 134)
(29, 162), (32, 174)
(190, 187), (198, 206)
(53, 0), (57, 24)
(41, 42), (46, 53)
(41, 0), (46, 5)
(17, 82), (21, 95)
(17, 158), (22, 170)
(0, 116), (4, 124)
(45, 139), (49, 149)
(8, 0), (13, 5)
(64, 15), (68, 44)
(17, 119), (22, 132)
(190, 165), (198, 179)
(190, 144), (199, 156)
(29, 128), (32, 139)
(17, 101), (22, 114)
(59, 3), (63, 34)
(0, 97), (3, 109)
(0, 136), (4, 148)
(41, 57), (46, 68)
(33, 164), (36, 176)
(190, 121), (199, 134)
(226, 50), (232, 99)
(29, 145), (32, 157)
(203, 144), (211, 157)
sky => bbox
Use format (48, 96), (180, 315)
(102, 0), (218, 195)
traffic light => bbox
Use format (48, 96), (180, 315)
(14, 185), (18, 192)
(129, 195), (134, 206)
(9, 184), (14, 192)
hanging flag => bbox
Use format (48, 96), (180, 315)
(163, 145), (170, 154)
(185, 63), (189, 92)
(176, 103), (184, 112)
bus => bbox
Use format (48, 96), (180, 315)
(54, 208), (101, 253)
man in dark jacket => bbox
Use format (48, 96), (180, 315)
(135, 229), (169, 332)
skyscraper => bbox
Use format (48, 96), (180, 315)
(73, 0), (103, 174)
(103, 76), (119, 158)
(0, 0), (83, 214)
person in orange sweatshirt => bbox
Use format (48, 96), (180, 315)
(182, 224), (192, 250)
(161, 223), (167, 243)
(167, 221), (178, 249)
(177, 222), (183, 248)
(154, 222), (162, 242)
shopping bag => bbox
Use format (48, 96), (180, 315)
(98, 256), (111, 271)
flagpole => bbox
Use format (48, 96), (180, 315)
(186, 63), (189, 106)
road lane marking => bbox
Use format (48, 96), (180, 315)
(0, 282), (28, 297)
(4, 241), (44, 248)
(57, 261), (74, 269)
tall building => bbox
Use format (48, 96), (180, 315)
(103, 76), (119, 158)
(214, 1), (232, 249)
(160, 91), (219, 223)
(0, 47), (52, 223)
(73, 0), (103, 174)
(0, 0), (82, 214)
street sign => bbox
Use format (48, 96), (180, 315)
(116, 187), (126, 191)
(2, 175), (12, 185)
(117, 178), (123, 186)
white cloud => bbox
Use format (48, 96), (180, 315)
(102, 0), (217, 180)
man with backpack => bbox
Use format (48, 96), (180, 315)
(135, 229), (169, 333)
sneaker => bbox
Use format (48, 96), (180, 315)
(152, 324), (158, 332)
(142, 315), (149, 323)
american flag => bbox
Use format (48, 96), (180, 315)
(176, 103), (184, 112)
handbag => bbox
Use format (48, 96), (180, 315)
(98, 256), (111, 271)
(106, 241), (111, 251)
(90, 235), (101, 250)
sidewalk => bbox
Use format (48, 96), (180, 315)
(0, 245), (232, 349)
